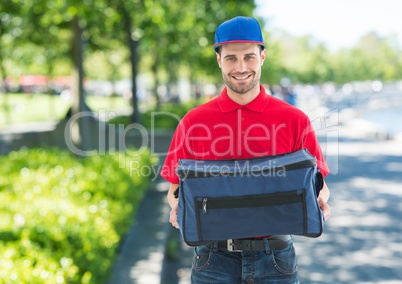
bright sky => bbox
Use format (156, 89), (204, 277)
(255, 0), (402, 50)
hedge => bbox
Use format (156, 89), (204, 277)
(0, 147), (156, 283)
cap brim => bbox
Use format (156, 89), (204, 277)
(213, 40), (265, 50)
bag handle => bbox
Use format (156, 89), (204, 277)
(315, 171), (324, 197)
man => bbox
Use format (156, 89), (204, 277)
(161, 16), (331, 284)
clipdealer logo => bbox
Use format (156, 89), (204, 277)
(64, 108), (339, 176)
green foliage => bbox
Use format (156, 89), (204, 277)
(272, 31), (402, 85)
(1, 0), (401, 100)
(0, 0), (258, 84)
(0, 147), (156, 283)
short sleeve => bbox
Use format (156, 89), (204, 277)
(301, 117), (330, 178)
(160, 119), (192, 184)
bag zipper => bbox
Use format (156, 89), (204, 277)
(179, 159), (315, 179)
(198, 190), (303, 214)
(202, 198), (208, 214)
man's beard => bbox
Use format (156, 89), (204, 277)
(223, 71), (260, 95)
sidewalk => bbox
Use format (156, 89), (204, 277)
(108, 178), (171, 284)
(294, 129), (402, 283)
(0, 121), (58, 134)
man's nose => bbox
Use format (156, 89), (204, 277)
(235, 59), (248, 72)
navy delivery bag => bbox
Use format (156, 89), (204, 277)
(175, 149), (324, 246)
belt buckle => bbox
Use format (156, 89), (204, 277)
(227, 239), (242, 252)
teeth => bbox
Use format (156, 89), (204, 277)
(234, 75), (249, 80)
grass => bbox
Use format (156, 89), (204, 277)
(0, 93), (131, 128)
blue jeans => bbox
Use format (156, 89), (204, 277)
(191, 240), (299, 284)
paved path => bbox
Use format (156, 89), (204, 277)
(293, 131), (402, 283)
(108, 178), (171, 284)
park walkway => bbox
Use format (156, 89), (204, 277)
(108, 177), (171, 284)
(108, 121), (402, 283)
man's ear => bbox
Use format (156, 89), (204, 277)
(261, 49), (266, 66)
(216, 53), (222, 68)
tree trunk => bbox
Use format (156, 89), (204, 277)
(121, 10), (140, 124)
(129, 39), (140, 123)
(0, 63), (11, 125)
(70, 15), (91, 153)
(151, 52), (161, 110)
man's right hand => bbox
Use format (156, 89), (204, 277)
(167, 183), (180, 229)
(169, 201), (179, 229)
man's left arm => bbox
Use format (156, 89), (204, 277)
(318, 180), (331, 221)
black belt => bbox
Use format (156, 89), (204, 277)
(217, 235), (291, 252)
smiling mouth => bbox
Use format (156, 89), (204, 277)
(232, 74), (252, 80)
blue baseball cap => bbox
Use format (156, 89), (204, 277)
(213, 16), (265, 52)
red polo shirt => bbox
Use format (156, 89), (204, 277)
(161, 85), (329, 184)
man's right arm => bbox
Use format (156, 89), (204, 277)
(167, 183), (179, 229)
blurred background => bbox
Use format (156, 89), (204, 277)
(0, 0), (401, 283)
(1, 0), (401, 131)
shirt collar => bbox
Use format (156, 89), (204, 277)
(217, 85), (270, 113)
